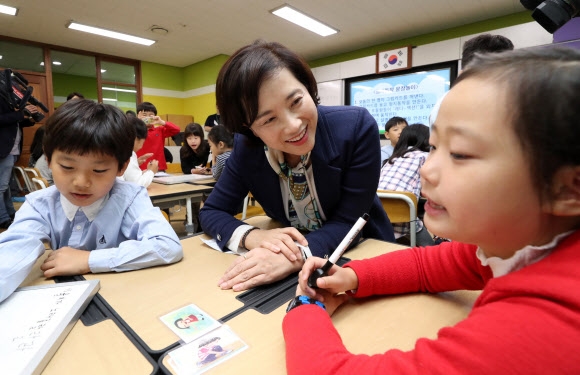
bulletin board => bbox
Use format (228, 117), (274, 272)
(0, 280), (100, 375)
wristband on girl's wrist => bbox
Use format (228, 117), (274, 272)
(286, 295), (326, 313)
(240, 227), (259, 250)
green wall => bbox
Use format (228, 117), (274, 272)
(310, 12), (533, 67)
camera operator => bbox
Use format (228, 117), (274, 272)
(0, 99), (38, 229)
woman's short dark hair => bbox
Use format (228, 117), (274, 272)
(216, 40), (320, 145)
(43, 100), (134, 171)
(455, 46), (580, 201)
(127, 115), (148, 140)
(385, 124), (430, 165)
(180, 123), (209, 159)
(208, 125), (234, 148)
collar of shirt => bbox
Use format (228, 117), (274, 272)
(264, 146), (311, 176)
(476, 230), (574, 278)
(60, 193), (109, 222)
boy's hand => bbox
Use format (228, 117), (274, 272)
(147, 159), (159, 173)
(40, 247), (91, 278)
(150, 115), (166, 126)
(138, 153), (154, 166)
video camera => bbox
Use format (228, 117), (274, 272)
(521, 0), (580, 33)
(0, 68), (49, 122)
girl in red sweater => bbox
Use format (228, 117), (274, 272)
(284, 47), (580, 374)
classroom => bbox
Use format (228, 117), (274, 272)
(1, 1), (580, 374)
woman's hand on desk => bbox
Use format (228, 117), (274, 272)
(40, 247), (91, 278)
(244, 227), (307, 263)
(218, 249), (302, 292)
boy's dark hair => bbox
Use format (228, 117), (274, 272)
(127, 115), (148, 140)
(461, 34), (514, 68)
(385, 124), (430, 165)
(136, 102), (157, 115)
(384, 116), (408, 132)
(126, 110), (137, 117)
(66, 92), (84, 101)
(180, 123), (209, 159)
(216, 40), (320, 146)
(208, 125), (234, 148)
(43, 100), (134, 171)
(456, 46), (580, 201)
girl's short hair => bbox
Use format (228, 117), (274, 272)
(456, 46), (580, 200)
(43, 100), (134, 171)
(208, 125), (234, 148)
(216, 40), (320, 146)
(180, 123), (209, 159)
(385, 124), (430, 165)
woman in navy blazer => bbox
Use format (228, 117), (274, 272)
(200, 41), (395, 291)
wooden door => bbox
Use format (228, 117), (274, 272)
(15, 72), (50, 167)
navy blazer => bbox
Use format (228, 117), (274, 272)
(200, 105), (395, 257)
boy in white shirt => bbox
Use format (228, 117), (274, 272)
(0, 100), (183, 303)
(122, 115), (158, 187)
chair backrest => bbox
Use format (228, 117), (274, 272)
(376, 190), (417, 223)
(165, 163), (182, 174)
(377, 190), (419, 247)
(236, 192), (265, 220)
(31, 177), (49, 190)
(13, 166), (32, 193)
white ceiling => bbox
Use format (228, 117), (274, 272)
(0, 0), (527, 67)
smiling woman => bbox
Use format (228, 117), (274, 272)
(199, 40), (395, 292)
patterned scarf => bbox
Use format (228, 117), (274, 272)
(264, 146), (323, 231)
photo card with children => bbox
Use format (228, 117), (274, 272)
(159, 304), (221, 343)
(166, 325), (248, 375)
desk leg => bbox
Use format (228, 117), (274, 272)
(185, 197), (194, 235)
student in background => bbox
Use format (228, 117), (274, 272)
(380, 116), (407, 165)
(378, 124), (433, 246)
(66, 92), (84, 101)
(136, 101), (180, 172)
(33, 154), (53, 186)
(122, 115), (158, 187)
(180, 123), (211, 175)
(28, 125), (53, 185)
(200, 40), (394, 292)
(28, 125), (45, 167)
(207, 125), (233, 181)
(429, 34), (514, 127)
(284, 47), (580, 375)
(181, 122), (211, 233)
(204, 107), (222, 132)
(0, 99), (183, 303)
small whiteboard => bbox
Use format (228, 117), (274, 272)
(0, 280), (100, 375)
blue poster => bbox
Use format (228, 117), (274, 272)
(349, 68), (451, 132)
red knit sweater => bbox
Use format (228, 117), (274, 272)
(136, 122), (180, 171)
(283, 230), (580, 374)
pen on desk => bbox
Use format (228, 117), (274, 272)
(307, 213), (369, 289)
